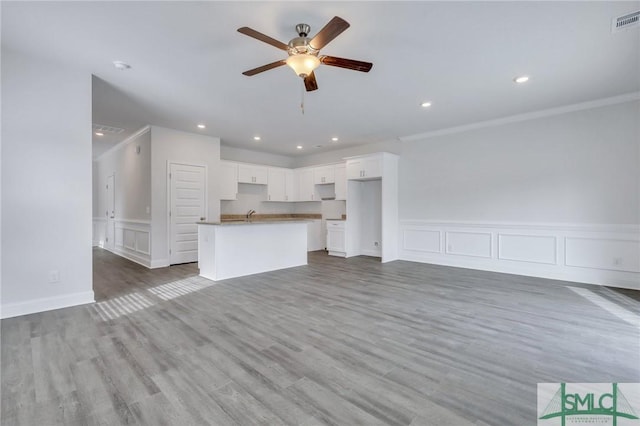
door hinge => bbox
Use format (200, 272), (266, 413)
(169, 249), (172, 255)
(169, 210), (172, 217)
(169, 172), (172, 179)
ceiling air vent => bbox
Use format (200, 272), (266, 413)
(612, 10), (640, 33)
(92, 123), (124, 134)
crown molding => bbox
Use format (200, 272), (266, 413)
(400, 92), (640, 142)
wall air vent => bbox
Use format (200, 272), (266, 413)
(612, 10), (640, 33)
(92, 123), (125, 134)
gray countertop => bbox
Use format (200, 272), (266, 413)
(198, 219), (311, 226)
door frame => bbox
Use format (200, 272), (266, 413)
(166, 161), (208, 264)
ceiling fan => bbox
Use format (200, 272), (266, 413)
(238, 16), (373, 92)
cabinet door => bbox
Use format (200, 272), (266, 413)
(327, 223), (346, 252)
(267, 168), (286, 201)
(219, 161), (238, 200)
(346, 159), (363, 180)
(238, 164), (268, 184)
(253, 166), (268, 184)
(363, 156), (382, 179)
(237, 164), (255, 184)
(284, 170), (294, 202)
(295, 168), (318, 201)
(334, 164), (347, 200)
(314, 166), (335, 184)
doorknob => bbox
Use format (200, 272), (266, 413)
(200, 217), (206, 221)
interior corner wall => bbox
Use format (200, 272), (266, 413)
(92, 129), (152, 265)
(398, 100), (640, 289)
(94, 129), (151, 222)
(150, 126), (220, 268)
(1, 48), (94, 318)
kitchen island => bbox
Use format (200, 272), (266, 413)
(197, 220), (308, 281)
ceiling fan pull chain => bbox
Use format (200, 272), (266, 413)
(300, 80), (305, 115)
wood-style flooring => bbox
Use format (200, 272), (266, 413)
(2, 248), (638, 425)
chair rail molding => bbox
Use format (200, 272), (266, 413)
(399, 220), (640, 290)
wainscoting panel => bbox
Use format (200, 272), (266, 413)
(402, 229), (441, 253)
(111, 219), (152, 268)
(92, 217), (106, 247)
(498, 234), (557, 265)
(400, 221), (639, 290)
(445, 231), (491, 258)
(565, 237), (640, 273)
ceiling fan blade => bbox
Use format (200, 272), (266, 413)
(309, 16), (350, 50)
(242, 60), (287, 76)
(320, 56), (373, 72)
(304, 72), (318, 92)
(237, 27), (289, 51)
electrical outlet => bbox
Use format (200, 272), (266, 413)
(374, 241), (379, 247)
(48, 270), (60, 283)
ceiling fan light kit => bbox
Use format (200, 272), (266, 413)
(285, 54), (320, 77)
(238, 16), (372, 92)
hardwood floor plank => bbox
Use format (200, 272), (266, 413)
(1, 248), (638, 425)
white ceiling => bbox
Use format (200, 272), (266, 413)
(3, 1), (639, 158)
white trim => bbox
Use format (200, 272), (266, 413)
(400, 220), (639, 234)
(150, 258), (170, 269)
(109, 246), (152, 268)
(94, 125), (151, 161)
(1, 291), (95, 319)
(400, 92), (640, 142)
(399, 220), (640, 290)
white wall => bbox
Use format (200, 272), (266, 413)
(92, 128), (152, 265)
(398, 99), (640, 289)
(150, 126), (220, 267)
(94, 128), (151, 222)
(294, 140), (401, 168)
(400, 100), (640, 224)
(1, 49), (94, 318)
(221, 145), (294, 168)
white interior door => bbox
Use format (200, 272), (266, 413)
(170, 163), (206, 264)
(105, 174), (115, 250)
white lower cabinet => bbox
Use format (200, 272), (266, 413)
(326, 220), (346, 257)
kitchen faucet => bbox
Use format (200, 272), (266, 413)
(246, 209), (256, 220)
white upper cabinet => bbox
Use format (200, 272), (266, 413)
(238, 163), (268, 184)
(346, 155), (382, 180)
(267, 168), (294, 202)
(295, 168), (319, 201)
(334, 164), (347, 200)
(220, 161), (238, 200)
(313, 166), (335, 184)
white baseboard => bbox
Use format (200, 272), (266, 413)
(112, 247), (152, 268)
(399, 221), (640, 290)
(1, 291), (95, 319)
(150, 258), (170, 269)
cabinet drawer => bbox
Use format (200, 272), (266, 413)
(326, 220), (345, 229)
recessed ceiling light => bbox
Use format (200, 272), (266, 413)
(197, 124), (206, 129)
(95, 132), (104, 136)
(113, 61), (131, 70)
(296, 145), (303, 150)
(514, 75), (530, 84)
(254, 136), (261, 141)
(331, 137), (339, 142)
(421, 101), (432, 108)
